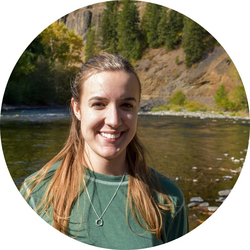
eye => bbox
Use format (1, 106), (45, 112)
(92, 102), (105, 109)
(121, 103), (134, 109)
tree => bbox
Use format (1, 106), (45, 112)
(4, 21), (83, 106)
(229, 85), (249, 111)
(157, 7), (169, 46)
(182, 17), (209, 67)
(165, 10), (184, 51)
(40, 21), (83, 68)
(117, 0), (143, 61)
(142, 3), (162, 48)
(98, 1), (119, 54)
(85, 24), (98, 62)
(214, 84), (230, 110)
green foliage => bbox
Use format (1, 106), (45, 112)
(182, 17), (209, 67)
(4, 22), (83, 106)
(170, 90), (187, 105)
(157, 7), (168, 46)
(229, 85), (248, 110)
(185, 101), (209, 112)
(117, 0), (143, 61)
(151, 104), (170, 111)
(214, 84), (230, 110)
(40, 22), (83, 68)
(173, 69), (179, 78)
(85, 24), (98, 62)
(165, 10), (184, 51)
(11, 50), (36, 79)
(214, 84), (248, 111)
(151, 100), (210, 113)
(142, 3), (162, 48)
(98, 1), (118, 54)
(175, 55), (180, 64)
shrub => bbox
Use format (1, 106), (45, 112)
(151, 104), (170, 111)
(172, 106), (182, 112)
(185, 101), (208, 111)
(229, 85), (248, 111)
(173, 69), (179, 78)
(187, 107), (197, 112)
(215, 84), (249, 111)
(145, 53), (154, 59)
(170, 90), (186, 105)
(175, 55), (180, 64)
(214, 84), (231, 110)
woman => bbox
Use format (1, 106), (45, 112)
(21, 53), (189, 249)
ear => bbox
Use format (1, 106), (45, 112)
(71, 98), (81, 120)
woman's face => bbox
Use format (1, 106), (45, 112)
(73, 70), (140, 163)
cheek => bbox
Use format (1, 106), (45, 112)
(126, 113), (138, 131)
(81, 112), (104, 134)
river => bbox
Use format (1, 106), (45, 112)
(1, 108), (249, 231)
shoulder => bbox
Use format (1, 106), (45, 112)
(20, 161), (61, 197)
(149, 168), (190, 239)
(27, 160), (61, 180)
(149, 168), (185, 205)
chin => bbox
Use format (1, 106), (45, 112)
(98, 148), (125, 160)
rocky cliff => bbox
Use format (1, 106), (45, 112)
(59, 2), (243, 107)
(59, 3), (106, 45)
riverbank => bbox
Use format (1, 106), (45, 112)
(2, 102), (249, 121)
(1, 103), (67, 111)
(139, 110), (250, 120)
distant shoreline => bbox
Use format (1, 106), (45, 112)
(2, 103), (249, 121)
(1, 104), (67, 111)
(139, 110), (250, 120)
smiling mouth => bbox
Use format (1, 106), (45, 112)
(100, 132), (122, 139)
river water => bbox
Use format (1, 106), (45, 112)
(1, 108), (249, 231)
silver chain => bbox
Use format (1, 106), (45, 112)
(83, 170), (126, 226)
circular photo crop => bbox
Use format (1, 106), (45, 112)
(1, 1), (249, 249)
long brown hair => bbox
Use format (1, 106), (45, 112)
(22, 53), (173, 239)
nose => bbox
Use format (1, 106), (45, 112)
(105, 105), (122, 128)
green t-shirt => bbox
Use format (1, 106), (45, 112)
(20, 162), (189, 249)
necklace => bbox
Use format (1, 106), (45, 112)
(83, 170), (126, 226)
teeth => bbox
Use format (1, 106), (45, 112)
(100, 133), (121, 139)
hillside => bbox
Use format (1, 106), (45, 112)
(136, 45), (241, 107)
(59, 3), (243, 108)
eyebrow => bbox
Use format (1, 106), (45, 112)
(88, 96), (137, 102)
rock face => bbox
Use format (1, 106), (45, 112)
(59, 3), (106, 45)
(66, 10), (92, 41)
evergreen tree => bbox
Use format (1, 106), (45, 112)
(117, 0), (143, 61)
(144, 3), (162, 48)
(182, 17), (209, 67)
(165, 10), (184, 51)
(85, 24), (97, 62)
(157, 7), (169, 46)
(98, 1), (118, 54)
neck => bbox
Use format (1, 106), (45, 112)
(83, 148), (127, 176)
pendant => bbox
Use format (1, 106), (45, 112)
(95, 218), (103, 226)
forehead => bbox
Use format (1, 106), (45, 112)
(82, 70), (140, 100)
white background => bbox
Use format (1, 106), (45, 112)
(0, 0), (249, 249)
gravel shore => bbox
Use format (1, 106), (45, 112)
(139, 110), (250, 120)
